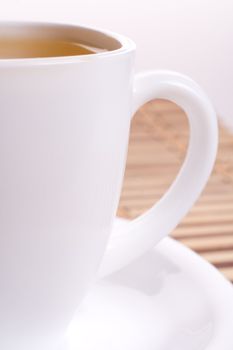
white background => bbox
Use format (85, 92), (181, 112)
(1, 0), (233, 129)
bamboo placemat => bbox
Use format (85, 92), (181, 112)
(117, 99), (233, 283)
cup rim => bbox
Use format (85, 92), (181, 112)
(0, 21), (136, 66)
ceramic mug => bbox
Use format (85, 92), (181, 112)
(0, 22), (218, 350)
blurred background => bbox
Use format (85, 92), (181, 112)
(1, 0), (233, 282)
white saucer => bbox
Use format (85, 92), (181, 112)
(61, 219), (233, 350)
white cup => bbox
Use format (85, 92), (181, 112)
(0, 22), (218, 350)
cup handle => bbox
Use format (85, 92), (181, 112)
(99, 70), (218, 278)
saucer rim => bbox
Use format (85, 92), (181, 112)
(150, 236), (233, 350)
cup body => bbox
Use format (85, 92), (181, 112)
(0, 22), (135, 350)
